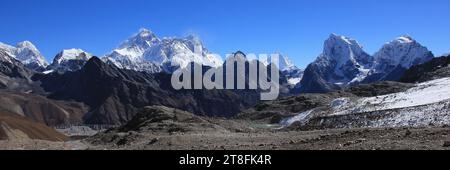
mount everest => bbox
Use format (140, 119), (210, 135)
(102, 28), (224, 73)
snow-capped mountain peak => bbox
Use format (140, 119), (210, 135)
(119, 28), (160, 50)
(323, 34), (367, 62)
(15, 41), (48, 69)
(259, 53), (298, 71)
(17, 41), (39, 51)
(297, 34), (373, 93)
(245, 52), (303, 86)
(103, 28), (223, 73)
(48, 49), (93, 72)
(0, 41), (48, 71)
(395, 35), (414, 44)
(137, 28), (153, 37)
(319, 34), (372, 83)
(373, 35), (433, 72)
(53, 49), (93, 64)
(279, 54), (297, 71)
(328, 33), (360, 46)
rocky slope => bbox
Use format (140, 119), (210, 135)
(86, 105), (450, 150)
(284, 77), (450, 130)
(0, 49), (34, 79)
(34, 57), (260, 125)
(401, 54), (450, 83)
(0, 49), (46, 93)
(0, 112), (68, 142)
(87, 105), (255, 148)
(239, 81), (414, 124)
(0, 49), (88, 127)
(343, 81), (414, 97)
(237, 92), (354, 124)
(0, 90), (88, 126)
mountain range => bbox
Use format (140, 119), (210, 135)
(0, 30), (437, 97)
(296, 34), (433, 93)
(102, 28), (223, 73)
(0, 29), (441, 126)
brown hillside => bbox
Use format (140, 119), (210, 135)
(0, 112), (68, 141)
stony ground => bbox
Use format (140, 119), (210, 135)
(84, 126), (450, 150)
(0, 139), (88, 150)
(82, 106), (450, 150)
(1, 125), (450, 150)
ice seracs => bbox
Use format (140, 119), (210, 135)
(0, 41), (48, 71)
(48, 49), (93, 72)
(103, 28), (223, 73)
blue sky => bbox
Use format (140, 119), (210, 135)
(0, 0), (449, 68)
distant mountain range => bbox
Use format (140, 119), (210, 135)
(0, 29), (303, 84)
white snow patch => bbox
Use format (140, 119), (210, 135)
(43, 70), (54, 74)
(288, 78), (302, 85)
(280, 110), (314, 127)
(332, 77), (450, 116)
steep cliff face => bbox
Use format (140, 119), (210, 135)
(298, 34), (373, 93)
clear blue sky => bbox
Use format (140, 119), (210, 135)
(1, 0), (449, 68)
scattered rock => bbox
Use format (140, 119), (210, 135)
(148, 138), (159, 145)
(116, 138), (128, 146)
(404, 130), (412, 137)
(443, 141), (450, 147)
